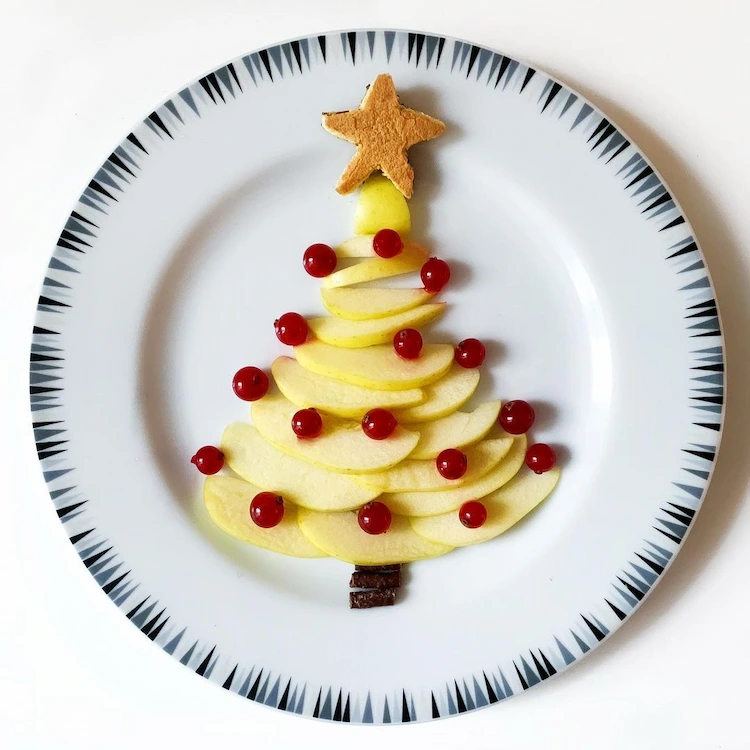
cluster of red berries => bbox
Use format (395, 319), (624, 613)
(499, 400), (557, 474)
(191, 227), (558, 536)
(188, 449), (287, 529)
(304, 230), (451, 289)
(449, 400), (557, 529)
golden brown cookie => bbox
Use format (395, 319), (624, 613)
(322, 74), (445, 198)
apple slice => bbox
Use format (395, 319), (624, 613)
(395, 364), (480, 422)
(410, 467), (561, 546)
(295, 340), (454, 390)
(221, 423), (378, 511)
(297, 508), (452, 564)
(353, 173), (411, 236)
(204, 475), (327, 557)
(352, 437), (513, 492)
(336, 235), (376, 258)
(272, 357), (423, 419)
(336, 234), (419, 259)
(410, 400), (502, 459)
(321, 287), (434, 321)
(308, 303), (445, 348)
(251, 392), (420, 474)
(381, 435), (527, 516)
(322, 244), (427, 288)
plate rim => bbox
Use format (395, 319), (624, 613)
(29, 28), (726, 724)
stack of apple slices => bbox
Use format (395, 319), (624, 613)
(205, 230), (559, 566)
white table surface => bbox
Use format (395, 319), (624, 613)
(2, 1), (749, 748)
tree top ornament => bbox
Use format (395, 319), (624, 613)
(322, 73), (445, 198)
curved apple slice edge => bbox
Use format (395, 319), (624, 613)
(203, 475), (328, 558)
(320, 286), (435, 321)
(251, 393), (421, 474)
(271, 356), (426, 419)
(409, 467), (561, 547)
(307, 302), (445, 348)
(297, 508), (453, 565)
(293, 341), (455, 391)
(221, 423), (380, 512)
(409, 400), (503, 460)
(350, 436), (514, 492)
(394, 366), (480, 422)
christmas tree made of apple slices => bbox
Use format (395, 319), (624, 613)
(202, 74), (561, 608)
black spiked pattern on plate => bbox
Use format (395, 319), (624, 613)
(31, 30), (723, 723)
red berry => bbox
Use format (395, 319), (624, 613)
(274, 312), (308, 346)
(358, 501), (392, 534)
(303, 243), (337, 277)
(455, 338), (486, 368)
(525, 443), (556, 474)
(372, 229), (403, 258)
(393, 328), (423, 359)
(459, 500), (487, 528)
(421, 257), (451, 293)
(436, 448), (468, 480)
(499, 400), (536, 435)
(191, 446), (224, 475)
(291, 408), (323, 439)
(361, 408), (397, 440)
(232, 366), (269, 402)
(250, 491), (285, 528)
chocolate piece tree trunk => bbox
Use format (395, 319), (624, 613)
(349, 563), (402, 608)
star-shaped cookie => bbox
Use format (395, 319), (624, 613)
(322, 74), (445, 198)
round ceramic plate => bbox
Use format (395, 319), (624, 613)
(31, 30), (724, 724)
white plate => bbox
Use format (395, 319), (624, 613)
(30, 30), (724, 724)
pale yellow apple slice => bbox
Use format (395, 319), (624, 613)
(204, 475), (327, 558)
(322, 244), (427, 288)
(321, 287), (435, 321)
(336, 235), (376, 258)
(308, 303), (445, 348)
(297, 508), (452, 564)
(251, 393), (420, 474)
(352, 436), (513, 492)
(336, 235), (417, 259)
(381, 435), (527, 516)
(353, 173), (411, 236)
(410, 467), (561, 546)
(295, 340), (454, 390)
(272, 357), (423, 419)
(221, 423), (378, 511)
(410, 400), (502, 459)
(395, 364), (481, 422)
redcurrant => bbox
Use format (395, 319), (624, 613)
(393, 328), (423, 359)
(191, 446), (224, 475)
(232, 366), (269, 402)
(499, 400), (535, 435)
(372, 229), (403, 258)
(358, 501), (392, 534)
(291, 408), (323, 439)
(361, 408), (397, 440)
(421, 257), (451, 293)
(436, 448), (468, 480)
(459, 500), (487, 528)
(455, 338), (486, 368)
(274, 312), (308, 346)
(250, 492), (285, 528)
(303, 243), (337, 277)
(525, 443), (556, 474)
